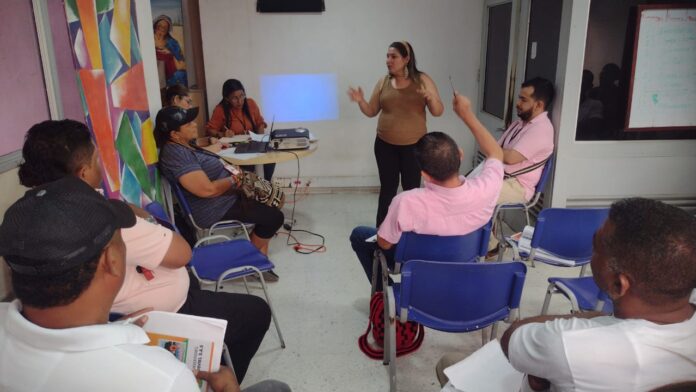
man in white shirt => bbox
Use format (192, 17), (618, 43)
(500, 198), (696, 391)
(0, 177), (288, 392)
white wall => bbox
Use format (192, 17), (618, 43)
(137, 0), (164, 121)
(551, 0), (696, 208)
(199, 0), (484, 188)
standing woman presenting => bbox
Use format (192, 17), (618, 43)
(348, 41), (443, 226)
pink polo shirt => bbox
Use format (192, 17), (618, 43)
(499, 111), (554, 200)
(378, 159), (504, 245)
(111, 217), (190, 314)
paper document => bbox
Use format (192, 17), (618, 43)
(143, 311), (227, 392)
(443, 339), (524, 392)
(512, 225), (576, 266)
(365, 234), (377, 243)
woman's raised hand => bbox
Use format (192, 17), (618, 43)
(347, 86), (365, 103)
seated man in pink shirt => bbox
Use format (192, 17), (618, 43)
(497, 77), (555, 204)
(350, 93), (504, 291)
(488, 77), (555, 252)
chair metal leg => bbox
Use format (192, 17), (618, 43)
(223, 344), (235, 371)
(371, 251), (379, 296)
(524, 208), (531, 226)
(541, 283), (556, 315)
(382, 288), (390, 366)
(594, 299), (606, 312)
(387, 288), (397, 392)
(257, 271), (286, 348)
(579, 264), (588, 277)
(242, 276), (250, 294)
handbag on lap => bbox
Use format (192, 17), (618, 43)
(237, 171), (285, 209)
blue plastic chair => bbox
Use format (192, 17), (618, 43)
(541, 276), (613, 315)
(382, 259), (527, 392)
(370, 220), (492, 295)
(145, 201), (286, 348)
(493, 154), (554, 252)
(508, 207), (609, 276)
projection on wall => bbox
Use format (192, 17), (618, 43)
(260, 73), (338, 122)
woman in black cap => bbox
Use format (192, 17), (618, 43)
(155, 106), (283, 267)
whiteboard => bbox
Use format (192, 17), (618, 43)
(626, 7), (696, 130)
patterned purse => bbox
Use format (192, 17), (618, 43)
(237, 171), (285, 209)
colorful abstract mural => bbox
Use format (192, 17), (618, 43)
(64, 0), (159, 206)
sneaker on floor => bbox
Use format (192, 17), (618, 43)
(260, 270), (279, 282)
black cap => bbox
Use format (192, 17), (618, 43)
(155, 106), (199, 134)
(0, 176), (136, 276)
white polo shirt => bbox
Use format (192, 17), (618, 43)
(0, 300), (199, 392)
(508, 292), (696, 391)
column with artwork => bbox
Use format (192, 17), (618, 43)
(64, 0), (160, 206)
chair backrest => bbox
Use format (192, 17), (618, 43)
(399, 260), (526, 332)
(394, 220), (492, 264)
(145, 201), (179, 233)
(164, 177), (203, 231)
(534, 154), (555, 194)
(531, 208), (609, 261)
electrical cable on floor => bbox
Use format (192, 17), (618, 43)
(276, 230), (326, 254)
(278, 150), (326, 254)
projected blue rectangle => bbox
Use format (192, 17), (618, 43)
(260, 73), (338, 122)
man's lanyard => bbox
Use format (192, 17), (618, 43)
(501, 122), (525, 148)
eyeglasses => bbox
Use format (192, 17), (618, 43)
(230, 93), (246, 102)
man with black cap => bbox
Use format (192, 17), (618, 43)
(0, 176), (286, 392)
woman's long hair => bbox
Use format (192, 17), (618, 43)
(18, 120), (94, 187)
(220, 79), (256, 131)
(163, 83), (189, 107)
(389, 41), (421, 84)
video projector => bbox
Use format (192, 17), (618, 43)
(270, 128), (310, 150)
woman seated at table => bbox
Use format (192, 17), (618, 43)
(155, 106), (284, 260)
(207, 79), (275, 181)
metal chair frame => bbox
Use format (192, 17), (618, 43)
(493, 155), (555, 256)
(507, 207), (610, 277)
(146, 202), (286, 348)
(541, 276), (612, 315)
(164, 177), (254, 240)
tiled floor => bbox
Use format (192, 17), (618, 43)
(215, 193), (584, 392)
